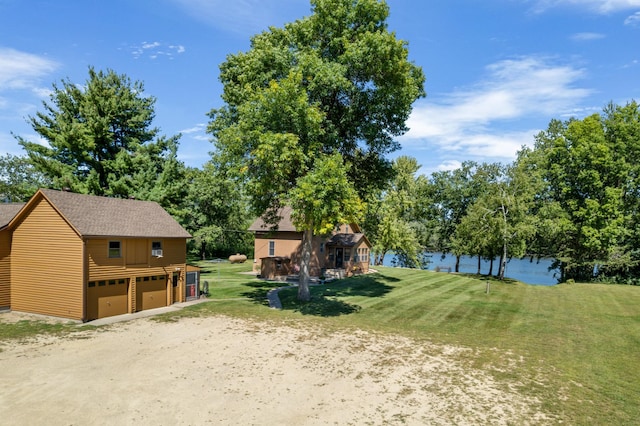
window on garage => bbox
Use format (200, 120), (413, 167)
(152, 241), (163, 257)
(108, 241), (121, 258)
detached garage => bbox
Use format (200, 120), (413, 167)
(4, 189), (193, 322)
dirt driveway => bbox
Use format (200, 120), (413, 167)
(0, 312), (551, 425)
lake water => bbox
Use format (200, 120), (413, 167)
(380, 252), (560, 286)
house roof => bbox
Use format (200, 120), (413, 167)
(0, 203), (25, 228)
(12, 189), (191, 239)
(248, 206), (297, 232)
(326, 233), (367, 247)
(248, 206), (364, 235)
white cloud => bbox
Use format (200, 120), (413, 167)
(142, 41), (161, 49)
(532, 0), (640, 13)
(180, 123), (206, 134)
(168, 0), (309, 35)
(0, 48), (59, 93)
(180, 123), (210, 141)
(436, 160), (462, 172)
(570, 32), (606, 41)
(624, 10), (640, 24)
(401, 56), (591, 162)
(130, 42), (186, 60)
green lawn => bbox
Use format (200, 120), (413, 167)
(2, 260), (638, 424)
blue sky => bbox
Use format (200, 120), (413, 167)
(1, 0), (639, 176)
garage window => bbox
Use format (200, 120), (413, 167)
(152, 241), (163, 257)
(108, 241), (121, 258)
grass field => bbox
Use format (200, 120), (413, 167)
(2, 260), (638, 424)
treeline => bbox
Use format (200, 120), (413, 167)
(364, 101), (640, 284)
(3, 66), (639, 283)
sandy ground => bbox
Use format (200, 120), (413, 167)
(0, 311), (551, 425)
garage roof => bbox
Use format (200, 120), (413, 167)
(0, 203), (25, 229)
(12, 189), (191, 239)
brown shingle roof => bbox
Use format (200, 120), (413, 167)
(0, 203), (25, 228)
(326, 233), (365, 247)
(248, 206), (297, 232)
(38, 189), (191, 238)
(248, 206), (366, 236)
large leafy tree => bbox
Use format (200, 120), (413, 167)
(208, 0), (425, 300)
(183, 160), (254, 260)
(16, 67), (183, 201)
(526, 102), (640, 281)
(0, 154), (50, 202)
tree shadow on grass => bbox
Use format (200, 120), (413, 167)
(289, 296), (362, 316)
(241, 280), (279, 307)
(277, 273), (396, 317)
(457, 273), (519, 285)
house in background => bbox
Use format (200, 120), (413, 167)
(248, 206), (371, 279)
(0, 203), (26, 310)
(1, 189), (198, 322)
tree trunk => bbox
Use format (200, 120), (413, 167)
(498, 202), (508, 280)
(379, 251), (386, 266)
(488, 258), (494, 276)
(476, 255), (481, 275)
(298, 228), (312, 302)
(455, 255), (461, 273)
(499, 246), (507, 280)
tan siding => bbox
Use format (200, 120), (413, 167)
(254, 233), (301, 261)
(126, 239), (147, 265)
(154, 239), (186, 266)
(88, 238), (187, 281)
(87, 238), (186, 315)
(11, 198), (84, 320)
(254, 233), (327, 276)
(87, 239), (126, 280)
(0, 230), (11, 308)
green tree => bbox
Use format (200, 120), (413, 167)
(128, 137), (189, 219)
(428, 162), (501, 271)
(492, 164), (536, 279)
(449, 163), (534, 279)
(208, 0), (425, 300)
(365, 156), (425, 268)
(183, 161), (253, 260)
(0, 154), (50, 202)
(289, 153), (363, 301)
(529, 104), (636, 281)
(16, 67), (181, 199)
(451, 196), (501, 274)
